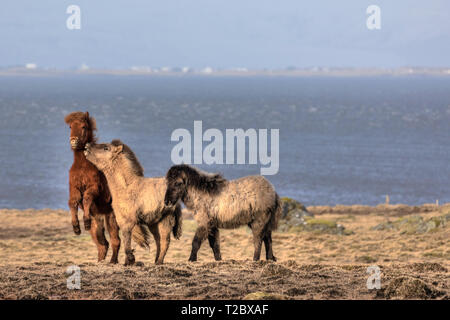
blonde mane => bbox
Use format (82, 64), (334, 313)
(111, 140), (144, 177)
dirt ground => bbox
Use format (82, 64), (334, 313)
(0, 205), (448, 300)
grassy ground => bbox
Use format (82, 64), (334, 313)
(0, 206), (448, 300)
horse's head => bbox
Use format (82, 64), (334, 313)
(164, 165), (188, 206)
(64, 111), (97, 150)
(165, 165), (225, 206)
(85, 140), (145, 178)
(84, 141), (123, 171)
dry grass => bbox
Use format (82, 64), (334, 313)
(0, 206), (448, 300)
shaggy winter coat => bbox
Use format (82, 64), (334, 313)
(65, 111), (121, 263)
(165, 164), (281, 262)
(85, 140), (182, 265)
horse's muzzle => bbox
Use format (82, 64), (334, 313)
(70, 137), (79, 149)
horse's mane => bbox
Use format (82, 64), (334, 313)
(111, 140), (144, 177)
(167, 164), (226, 194)
(64, 111), (98, 143)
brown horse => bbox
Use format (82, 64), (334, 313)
(65, 111), (122, 263)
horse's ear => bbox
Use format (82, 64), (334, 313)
(111, 139), (123, 146)
(181, 171), (188, 184)
(115, 144), (123, 153)
(85, 111), (90, 119)
(64, 114), (72, 125)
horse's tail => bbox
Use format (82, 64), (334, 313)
(132, 224), (152, 249)
(172, 204), (183, 239)
(268, 193), (282, 231)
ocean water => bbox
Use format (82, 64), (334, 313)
(0, 75), (449, 209)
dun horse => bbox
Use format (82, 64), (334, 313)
(164, 164), (281, 262)
(65, 112), (149, 263)
(84, 140), (182, 265)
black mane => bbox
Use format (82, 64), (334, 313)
(166, 164), (226, 194)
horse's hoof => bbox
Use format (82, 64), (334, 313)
(124, 256), (135, 266)
(84, 219), (91, 231)
(272, 256), (277, 262)
(73, 225), (81, 235)
(188, 257), (197, 262)
(109, 259), (118, 264)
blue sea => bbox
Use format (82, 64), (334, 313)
(0, 75), (449, 209)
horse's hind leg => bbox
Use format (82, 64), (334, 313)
(105, 213), (121, 264)
(249, 221), (265, 261)
(263, 230), (276, 261)
(208, 227), (222, 261)
(90, 216), (109, 262)
(82, 193), (94, 231)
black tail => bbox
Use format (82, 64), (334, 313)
(268, 193), (282, 231)
(172, 204), (183, 239)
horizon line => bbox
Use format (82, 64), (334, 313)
(1, 66), (450, 77)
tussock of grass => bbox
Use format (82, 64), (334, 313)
(380, 277), (444, 299)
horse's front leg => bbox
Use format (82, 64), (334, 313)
(68, 188), (81, 235)
(121, 222), (136, 266)
(189, 224), (208, 262)
(82, 188), (98, 231)
(208, 227), (222, 261)
(105, 212), (121, 264)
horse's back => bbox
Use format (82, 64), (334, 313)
(137, 176), (167, 215)
(212, 175), (277, 227)
(229, 175), (276, 200)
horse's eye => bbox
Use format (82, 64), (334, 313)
(104, 146), (109, 151)
(82, 126), (86, 130)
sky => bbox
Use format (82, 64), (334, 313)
(0, 1), (449, 69)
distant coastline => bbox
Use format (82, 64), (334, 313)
(1, 66), (450, 77)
